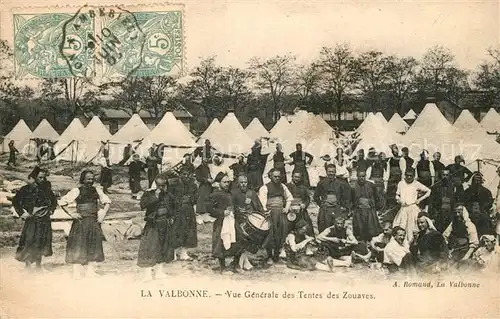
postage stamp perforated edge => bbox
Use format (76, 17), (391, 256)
(9, 2), (187, 79)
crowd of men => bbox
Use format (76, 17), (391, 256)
(10, 138), (500, 280)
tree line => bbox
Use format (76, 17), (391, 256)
(1, 39), (499, 135)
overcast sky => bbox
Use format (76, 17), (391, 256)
(1, 0), (498, 72)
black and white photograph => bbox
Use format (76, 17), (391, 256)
(0, 0), (499, 318)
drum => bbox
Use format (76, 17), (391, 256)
(240, 212), (270, 243)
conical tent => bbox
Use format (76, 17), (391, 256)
(355, 113), (401, 155)
(142, 112), (200, 166)
(245, 118), (269, 140)
(357, 113), (375, 133)
(375, 112), (387, 125)
(388, 113), (410, 133)
(58, 118), (86, 144)
(402, 103), (482, 163)
(480, 108), (500, 133)
(403, 109), (417, 120)
(209, 112), (254, 155)
(315, 115), (333, 133)
(199, 118), (220, 141)
(108, 114), (150, 164)
(269, 117), (291, 139)
(2, 119), (32, 153)
(279, 110), (336, 158)
(56, 116), (111, 163)
(453, 110), (488, 137)
(31, 119), (59, 141)
(178, 120), (196, 140)
(111, 114), (150, 144)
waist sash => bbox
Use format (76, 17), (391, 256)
(267, 197), (284, 210)
(441, 197), (452, 209)
(358, 197), (371, 209)
(323, 194), (338, 207)
(389, 166), (401, 178)
(76, 202), (98, 217)
(418, 170), (431, 180)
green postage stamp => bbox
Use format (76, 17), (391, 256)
(12, 4), (185, 78)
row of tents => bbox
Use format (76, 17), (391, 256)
(2, 105), (500, 190)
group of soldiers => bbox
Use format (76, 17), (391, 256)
(10, 138), (500, 279)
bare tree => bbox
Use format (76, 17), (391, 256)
(248, 54), (296, 122)
(292, 62), (322, 110)
(385, 55), (418, 114)
(182, 56), (225, 120)
(40, 78), (100, 118)
(415, 45), (470, 101)
(354, 50), (391, 111)
(317, 45), (358, 120)
(474, 47), (500, 107)
(101, 76), (179, 118)
(220, 67), (253, 112)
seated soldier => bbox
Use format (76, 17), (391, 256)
(316, 217), (371, 267)
(284, 219), (317, 271)
(410, 212), (448, 273)
(383, 226), (416, 273)
(370, 222), (392, 263)
(443, 204), (479, 262)
(459, 234), (498, 273)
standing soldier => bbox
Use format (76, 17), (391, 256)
(386, 144), (402, 210)
(246, 142), (267, 191)
(7, 140), (19, 167)
(231, 174), (265, 271)
(351, 171), (382, 243)
(259, 169), (293, 264)
(58, 170), (111, 279)
(12, 168), (56, 271)
(289, 143), (314, 188)
(271, 143), (288, 184)
(172, 168), (198, 261)
(430, 169), (457, 232)
(367, 152), (389, 214)
(195, 157), (213, 221)
(146, 145), (160, 188)
(445, 155), (473, 199)
(314, 164), (351, 232)
(128, 154), (145, 200)
(432, 152), (446, 182)
(137, 176), (177, 281)
(286, 171), (313, 237)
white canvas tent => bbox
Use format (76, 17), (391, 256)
(480, 108), (500, 133)
(199, 118), (220, 142)
(403, 104), (500, 177)
(375, 112), (387, 125)
(179, 120), (196, 140)
(141, 112), (200, 167)
(453, 110), (490, 139)
(58, 118), (86, 144)
(388, 113), (410, 134)
(269, 117), (292, 139)
(354, 113), (401, 156)
(56, 116), (112, 163)
(403, 109), (417, 120)
(356, 112), (375, 133)
(208, 112), (254, 155)
(245, 118), (269, 140)
(2, 119), (32, 154)
(111, 114), (150, 144)
(108, 114), (150, 164)
(31, 119), (59, 141)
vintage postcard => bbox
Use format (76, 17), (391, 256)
(0, 0), (499, 318)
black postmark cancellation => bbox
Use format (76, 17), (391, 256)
(12, 4), (185, 79)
